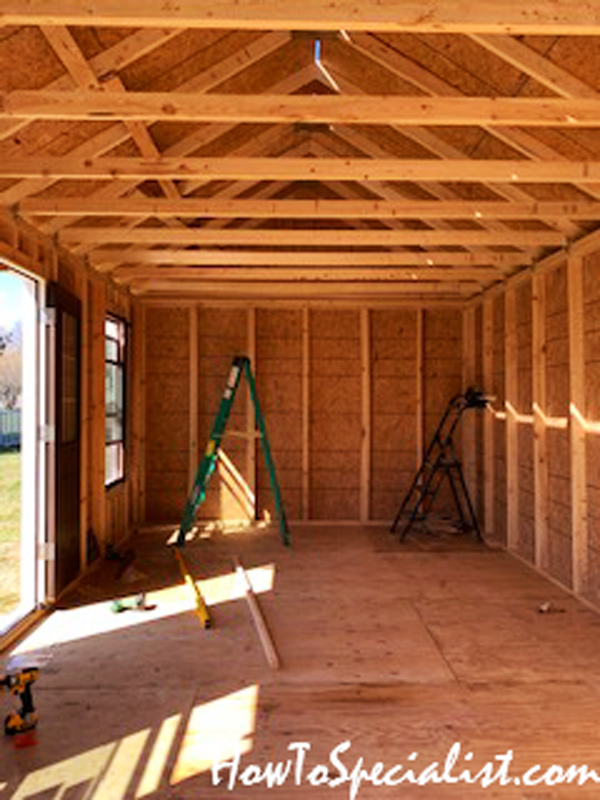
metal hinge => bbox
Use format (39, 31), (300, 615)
(41, 307), (56, 326)
(38, 542), (56, 562)
(38, 424), (55, 443)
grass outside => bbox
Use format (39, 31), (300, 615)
(0, 449), (20, 614)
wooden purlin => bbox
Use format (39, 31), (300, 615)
(2, 0), (599, 35)
(21, 197), (600, 221)
(59, 227), (565, 247)
(97, 250), (526, 269)
(2, 91), (600, 126)
(6, 156), (600, 184)
(111, 267), (502, 284)
(129, 280), (476, 298)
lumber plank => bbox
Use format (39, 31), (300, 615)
(189, 308), (199, 492)
(234, 557), (280, 670)
(130, 280), (475, 298)
(482, 297), (495, 538)
(22, 197), (600, 221)
(504, 286), (519, 552)
(360, 308), (371, 523)
(470, 35), (599, 99)
(532, 272), (549, 570)
(2, 91), (600, 126)
(246, 308), (257, 512)
(568, 253), (589, 596)
(93, 249), (528, 269)
(2, 1), (599, 35)
(112, 267), (502, 283)
(416, 309), (424, 469)
(6, 156), (600, 185)
(60, 227), (565, 247)
(462, 307), (478, 513)
(301, 307), (309, 521)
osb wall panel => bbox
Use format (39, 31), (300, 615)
(584, 250), (600, 605)
(545, 265), (572, 588)
(493, 294), (507, 546)
(516, 280), (535, 563)
(198, 307), (249, 521)
(423, 309), (463, 514)
(309, 310), (361, 520)
(370, 310), (418, 520)
(256, 310), (302, 521)
(144, 307), (190, 522)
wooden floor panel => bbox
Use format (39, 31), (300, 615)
(2, 524), (600, 798)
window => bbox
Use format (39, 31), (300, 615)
(105, 316), (126, 486)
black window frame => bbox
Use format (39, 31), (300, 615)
(105, 314), (127, 488)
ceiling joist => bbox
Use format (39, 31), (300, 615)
(91, 250), (527, 270)
(20, 198), (600, 221)
(2, 92), (600, 127)
(112, 266), (502, 283)
(1, 0), (599, 35)
(60, 227), (564, 247)
(5, 157), (600, 184)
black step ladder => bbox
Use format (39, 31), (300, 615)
(390, 387), (490, 542)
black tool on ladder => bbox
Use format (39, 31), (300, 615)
(390, 387), (490, 542)
(177, 356), (290, 548)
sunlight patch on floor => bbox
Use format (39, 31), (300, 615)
(7, 684), (259, 799)
(11, 565), (275, 654)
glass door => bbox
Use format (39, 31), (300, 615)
(0, 266), (44, 633)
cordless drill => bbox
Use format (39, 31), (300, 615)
(1, 668), (39, 735)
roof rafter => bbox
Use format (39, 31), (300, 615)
(41, 25), (181, 201)
(469, 34), (599, 99)
(0, 30), (293, 206)
(337, 33), (600, 204)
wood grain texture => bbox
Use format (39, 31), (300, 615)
(3, 0), (600, 34)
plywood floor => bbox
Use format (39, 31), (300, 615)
(3, 524), (600, 798)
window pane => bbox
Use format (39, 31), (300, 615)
(105, 316), (126, 486)
(105, 337), (118, 361)
(105, 442), (123, 485)
(105, 319), (118, 340)
(105, 414), (122, 444)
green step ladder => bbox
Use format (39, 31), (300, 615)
(177, 355), (290, 548)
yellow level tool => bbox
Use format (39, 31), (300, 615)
(174, 548), (211, 629)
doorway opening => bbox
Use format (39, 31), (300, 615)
(0, 265), (45, 634)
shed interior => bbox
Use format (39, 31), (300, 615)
(1, 3), (600, 796)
